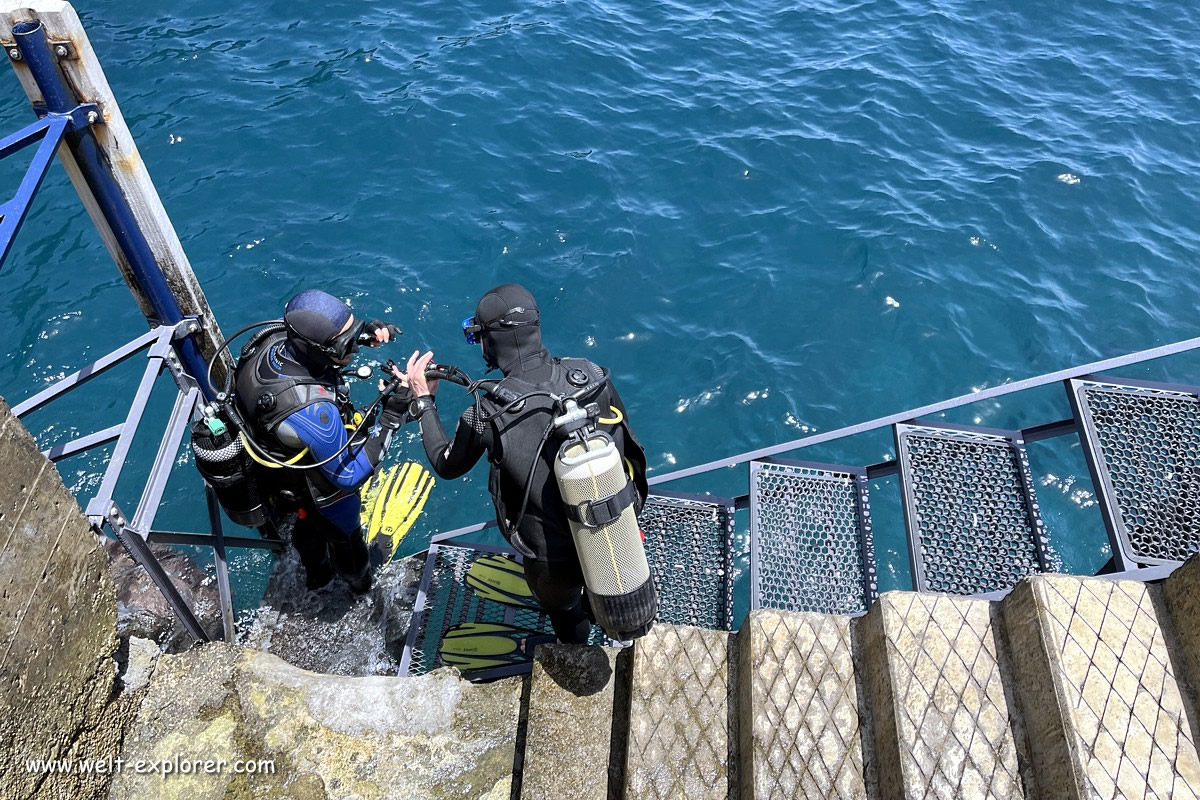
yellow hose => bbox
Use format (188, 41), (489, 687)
(240, 432), (308, 469)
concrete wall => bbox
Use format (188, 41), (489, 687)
(0, 395), (124, 800)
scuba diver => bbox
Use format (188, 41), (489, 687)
(397, 283), (649, 643)
(228, 289), (412, 593)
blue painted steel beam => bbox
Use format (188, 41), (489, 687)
(0, 113), (68, 266)
(11, 20), (213, 398)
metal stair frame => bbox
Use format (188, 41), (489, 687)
(749, 457), (877, 615)
(641, 489), (737, 630)
(1066, 374), (1200, 570)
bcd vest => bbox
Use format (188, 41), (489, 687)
(232, 327), (356, 507)
(480, 358), (645, 556)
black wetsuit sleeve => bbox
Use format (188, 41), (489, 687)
(419, 404), (487, 480)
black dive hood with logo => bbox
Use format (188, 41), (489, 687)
(476, 283), (550, 378)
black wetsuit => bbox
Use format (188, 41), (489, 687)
(416, 285), (647, 642)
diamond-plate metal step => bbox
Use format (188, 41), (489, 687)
(861, 592), (1035, 799)
(1067, 376), (1200, 568)
(894, 422), (1049, 595)
(738, 608), (871, 800)
(1004, 574), (1200, 800)
(625, 624), (735, 800)
(750, 459), (877, 615)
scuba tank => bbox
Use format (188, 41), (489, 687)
(551, 399), (657, 641)
(190, 403), (267, 527)
(416, 360), (658, 640)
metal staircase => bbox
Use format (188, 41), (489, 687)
(406, 367), (1200, 681)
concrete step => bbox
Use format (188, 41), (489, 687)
(1004, 574), (1200, 800)
(520, 644), (625, 800)
(861, 592), (1034, 799)
(624, 624), (736, 800)
(518, 557), (1200, 800)
(737, 608), (870, 800)
(1164, 555), (1200, 695)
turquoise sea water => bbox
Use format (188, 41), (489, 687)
(3, 0), (1200, 613)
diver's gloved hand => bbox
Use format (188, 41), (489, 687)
(378, 385), (415, 430)
(362, 321), (402, 346)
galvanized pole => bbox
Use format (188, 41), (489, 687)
(0, 1), (231, 393)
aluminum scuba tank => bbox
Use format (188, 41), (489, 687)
(553, 401), (657, 640)
(190, 404), (267, 527)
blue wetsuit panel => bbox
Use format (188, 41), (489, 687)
(283, 400), (376, 490)
(282, 401), (371, 536)
(317, 494), (362, 537)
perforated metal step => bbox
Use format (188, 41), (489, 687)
(642, 491), (736, 630)
(894, 422), (1049, 595)
(400, 543), (554, 680)
(405, 493), (738, 681)
(1067, 376), (1200, 568)
(749, 459), (877, 615)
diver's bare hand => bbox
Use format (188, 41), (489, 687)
(403, 350), (439, 397)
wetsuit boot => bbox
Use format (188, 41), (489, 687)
(292, 512), (335, 590)
(524, 558), (591, 643)
(328, 528), (372, 594)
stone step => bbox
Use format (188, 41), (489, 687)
(520, 644), (625, 800)
(519, 557), (1200, 800)
(737, 608), (870, 800)
(1003, 574), (1200, 800)
(624, 624), (735, 800)
(1164, 555), (1200, 694)
(861, 592), (1034, 799)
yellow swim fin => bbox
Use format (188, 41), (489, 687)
(464, 554), (541, 610)
(360, 461), (434, 567)
(438, 622), (553, 672)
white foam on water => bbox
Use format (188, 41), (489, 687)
(239, 544), (422, 677)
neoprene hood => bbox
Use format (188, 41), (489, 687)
(283, 289), (353, 369)
(475, 283), (550, 377)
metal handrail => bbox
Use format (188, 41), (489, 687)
(427, 335), (1200, 569)
(649, 334), (1200, 485)
(11, 319), (233, 643)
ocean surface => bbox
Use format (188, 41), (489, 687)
(3, 0), (1200, 616)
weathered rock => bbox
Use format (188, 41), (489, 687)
(111, 642), (522, 800)
(738, 608), (871, 800)
(117, 636), (162, 693)
(106, 538), (222, 651)
(1164, 553), (1200, 692)
(240, 550), (422, 676)
(521, 644), (623, 800)
(1004, 574), (1200, 800)
(0, 395), (127, 800)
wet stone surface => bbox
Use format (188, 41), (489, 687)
(111, 642), (522, 800)
(521, 644), (622, 800)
